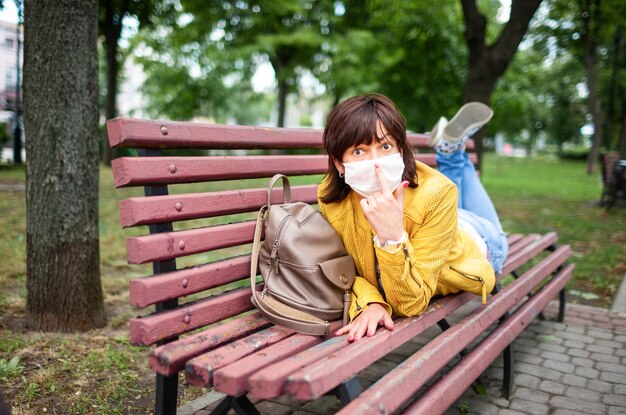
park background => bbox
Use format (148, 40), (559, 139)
(0, 0), (625, 414)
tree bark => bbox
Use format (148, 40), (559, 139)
(271, 52), (289, 128)
(618, 96), (626, 160)
(277, 77), (288, 128)
(461, 0), (543, 168)
(99, 0), (127, 165)
(580, 0), (604, 175)
(24, 0), (106, 331)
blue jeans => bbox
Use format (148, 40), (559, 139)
(436, 149), (508, 273)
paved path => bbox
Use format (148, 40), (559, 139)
(187, 301), (626, 415)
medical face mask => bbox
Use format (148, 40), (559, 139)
(343, 153), (405, 197)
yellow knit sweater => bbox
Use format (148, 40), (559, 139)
(318, 161), (496, 321)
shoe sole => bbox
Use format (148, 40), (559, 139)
(443, 102), (494, 143)
(428, 117), (447, 147)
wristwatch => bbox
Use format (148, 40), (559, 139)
(373, 231), (408, 253)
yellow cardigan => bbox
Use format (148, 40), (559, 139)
(318, 161), (496, 321)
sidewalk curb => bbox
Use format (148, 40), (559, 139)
(611, 272), (626, 314)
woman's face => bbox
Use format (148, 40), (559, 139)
(334, 123), (401, 174)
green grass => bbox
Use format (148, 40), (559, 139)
(0, 154), (625, 413)
(482, 154), (626, 303)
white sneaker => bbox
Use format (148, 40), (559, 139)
(428, 116), (448, 148)
(442, 102), (493, 144)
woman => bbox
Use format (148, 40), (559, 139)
(317, 94), (508, 342)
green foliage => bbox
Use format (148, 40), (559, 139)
(540, 0), (626, 152)
(0, 356), (23, 378)
(458, 401), (471, 414)
(132, 0), (333, 122)
(322, 0), (466, 131)
(0, 330), (26, 353)
(559, 145), (590, 160)
(473, 382), (488, 395)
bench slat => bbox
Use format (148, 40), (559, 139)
(506, 234), (540, 258)
(211, 322), (343, 397)
(506, 234), (524, 246)
(107, 118), (326, 149)
(107, 118), (456, 150)
(107, 117), (477, 151)
(129, 287), (255, 346)
(499, 232), (558, 276)
(404, 263), (574, 415)
(149, 312), (270, 376)
(111, 153), (476, 188)
(111, 155), (328, 188)
(120, 185), (319, 227)
(336, 247), (572, 414)
(280, 292), (475, 400)
(129, 255), (251, 308)
(247, 334), (349, 399)
(246, 292), (472, 400)
(126, 220), (255, 265)
(185, 325), (297, 386)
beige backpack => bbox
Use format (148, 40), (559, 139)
(250, 174), (356, 335)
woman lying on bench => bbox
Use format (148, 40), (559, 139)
(317, 93), (509, 342)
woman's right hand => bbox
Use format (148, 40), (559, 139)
(335, 303), (394, 342)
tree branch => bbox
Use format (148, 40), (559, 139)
(460, 0), (486, 50)
(489, 0), (543, 68)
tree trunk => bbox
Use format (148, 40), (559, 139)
(100, 0), (125, 165)
(580, 0), (605, 175)
(618, 96), (626, 160)
(461, 0), (543, 169)
(277, 77), (288, 128)
(24, 0), (106, 331)
(271, 51), (290, 128)
(101, 34), (118, 165)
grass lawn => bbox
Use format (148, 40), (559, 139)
(0, 154), (625, 413)
(482, 154), (626, 304)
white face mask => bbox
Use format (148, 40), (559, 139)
(343, 153), (405, 197)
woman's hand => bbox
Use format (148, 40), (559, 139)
(360, 164), (408, 243)
(335, 303), (394, 342)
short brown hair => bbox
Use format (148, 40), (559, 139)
(320, 93), (418, 203)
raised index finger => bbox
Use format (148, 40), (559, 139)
(374, 163), (391, 195)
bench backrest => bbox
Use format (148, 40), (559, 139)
(107, 118), (477, 347)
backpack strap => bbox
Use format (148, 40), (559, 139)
(266, 174), (292, 207)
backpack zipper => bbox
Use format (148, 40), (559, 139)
(269, 215), (294, 276)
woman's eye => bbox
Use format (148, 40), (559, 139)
(383, 143), (393, 150)
(353, 149), (364, 156)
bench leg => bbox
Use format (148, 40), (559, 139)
(332, 376), (363, 405)
(155, 373), (178, 415)
(210, 395), (260, 415)
(492, 282), (514, 399)
(502, 343), (514, 399)
(558, 288), (566, 322)
(547, 244), (567, 323)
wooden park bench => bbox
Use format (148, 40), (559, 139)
(106, 118), (574, 415)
